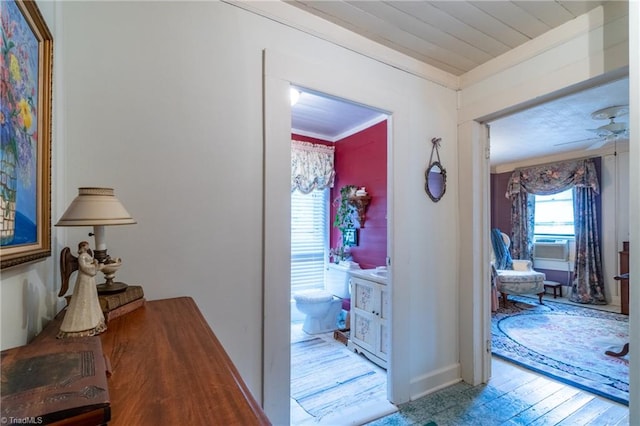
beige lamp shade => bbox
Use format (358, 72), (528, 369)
(56, 188), (136, 226)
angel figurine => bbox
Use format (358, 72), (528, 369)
(57, 241), (107, 338)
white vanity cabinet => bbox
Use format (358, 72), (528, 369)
(347, 270), (389, 369)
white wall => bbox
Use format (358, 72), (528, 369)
(0, 2), (460, 424)
(601, 150), (630, 304)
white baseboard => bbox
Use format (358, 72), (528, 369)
(410, 363), (462, 401)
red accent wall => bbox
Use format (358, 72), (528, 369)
(292, 121), (388, 270)
(331, 120), (388, 269)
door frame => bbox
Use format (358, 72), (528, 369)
(263, 49), (402, 424)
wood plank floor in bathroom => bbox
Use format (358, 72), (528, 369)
(290, 322), (396, 425)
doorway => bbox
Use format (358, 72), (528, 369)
(263, 48), (417, 424)
(289, 87), (395, 424)
(484, 76), (630, 405)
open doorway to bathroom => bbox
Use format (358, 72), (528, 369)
(289, 87), (396, 424)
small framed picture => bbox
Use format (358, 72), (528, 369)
(342, 228), (358, 247)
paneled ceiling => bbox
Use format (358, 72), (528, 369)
(286, 0), (606, 76)
(291, 88), (388, 142)
(286, 1), (629, 167)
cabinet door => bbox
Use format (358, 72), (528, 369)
(377, 287), (389, 359)
(351, 277), (377, 314)
(351, 278), (379, 354)
(352, 309), (377, 354)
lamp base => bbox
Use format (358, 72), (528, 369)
(97, 281), (128, 294)
(97, 253), (126, 294)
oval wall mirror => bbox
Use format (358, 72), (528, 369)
(425, 161), (446, 202)
(425, 137), (446, 202)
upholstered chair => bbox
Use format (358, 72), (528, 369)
(491, 231), (546, 307)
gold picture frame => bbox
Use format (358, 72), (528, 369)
(1, 0), (53, 269)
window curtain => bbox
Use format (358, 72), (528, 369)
(291, 140), (335, 194)
(505, 158), (605, 304)
(572, 185), (606, 303)
(508, 188), (535, 261)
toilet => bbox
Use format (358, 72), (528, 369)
(294, 262), (358, 334)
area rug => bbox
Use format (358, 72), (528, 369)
(291, 336), (390, 421)
(492, 295), (629, 405)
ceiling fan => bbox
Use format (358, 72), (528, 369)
(554, 105), (629, 150)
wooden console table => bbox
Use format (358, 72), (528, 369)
(101, 297), (270, 425)
(3, 297), (270, 425)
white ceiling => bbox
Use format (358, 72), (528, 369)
(488, 77), (629, 167)
(286, 1), (606, 76)
(291, 88), (388, 141)
(288, 1), (629, 167)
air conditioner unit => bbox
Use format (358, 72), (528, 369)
(533, 241), (569, 261)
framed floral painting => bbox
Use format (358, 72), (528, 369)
(1, 0), (53, 269)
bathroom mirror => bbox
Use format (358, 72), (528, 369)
(425, 161), (446, 202)
(425, 137), (446, 202)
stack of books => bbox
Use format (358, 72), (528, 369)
(99, 285), (145, 322)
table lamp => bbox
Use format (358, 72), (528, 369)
(56, 187), (136, 293)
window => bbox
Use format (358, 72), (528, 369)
(533, 188), (574, 238)
(291, 189), (329, 297)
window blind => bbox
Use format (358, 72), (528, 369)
(291, 189), (328, 297)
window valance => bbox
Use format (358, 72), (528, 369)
(505, 158), (599, 197)
(504, 157), (605, 304)
(291, 140), (335, 194)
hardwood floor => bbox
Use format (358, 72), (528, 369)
(291, 295), (629, 425)
(368, 296), (628, 425)
(366, 357), (628, 426)
(290, 322), (395, 425)
(534, 292), (622, 313)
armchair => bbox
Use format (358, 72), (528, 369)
(491, 230), (545, 308)
(513, 259), (535, 271)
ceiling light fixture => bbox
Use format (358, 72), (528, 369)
(589, 105), (629, 138)
(290, 88), (301, 106)
(554, 104), (629, 150)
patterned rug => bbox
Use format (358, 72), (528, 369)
(291, 336), (389, 421)
(492, 295), (629, 405)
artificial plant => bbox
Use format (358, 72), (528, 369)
(333, 185), (358, 234)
